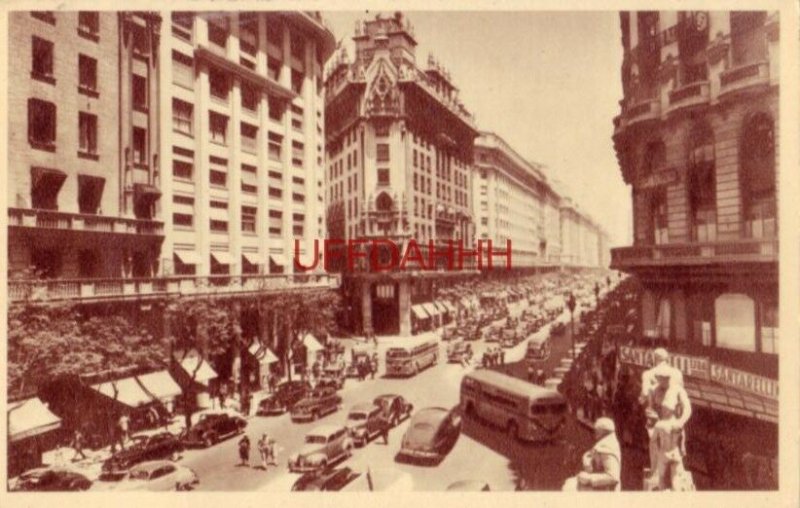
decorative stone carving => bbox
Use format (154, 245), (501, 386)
(658, 55), (678, 86)
(705, 33), (730, 67)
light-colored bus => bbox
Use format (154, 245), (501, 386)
(385, 337), (439, 377)
(524, 334), (551, 362)
(460, 370), (567, 442)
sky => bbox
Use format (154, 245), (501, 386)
(322, 10), (632, 248)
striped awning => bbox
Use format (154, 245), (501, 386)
(8, 398), (61, 442)
(422, 303), (440, 316)
(411, 305), (429, 320)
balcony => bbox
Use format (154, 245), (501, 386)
(8, 208), (164, 236)
(611, 238), (777, 270)
(624, 98), (661, 128)
(667, 81), (710, 114)
(719, 61), (770, 100)
(9, 273), (342, 304)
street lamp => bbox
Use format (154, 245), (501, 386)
(594, 282), (600, 306)
(566, 292), (577, 360)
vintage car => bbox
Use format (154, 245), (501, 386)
(256, 380), (311, 416)
(12, 467), (92, 491)
(111, 460), (198, 491)
(462, 325), (483, 342)
(447, 342), (473, 363)
(346, 349), (372, 378)
(483, 324), (503, 343)
(345, 403), (385, 447)
(180, 412), (247, 448)
(100, 432), (183, 480)
(317, 364), (346, 390)
(550, 321), (567, 336)
(290, 387), (342, 422)
(397, 406), (461, 463)
(288, 425), (353, 473)
(373, 394), (414, 426)
(291, 466), (361, 491)
(499, 328), (521, 348)
(441, 326), (460, 342)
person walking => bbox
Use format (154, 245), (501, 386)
(71, 430), (88, 462)
(266, 436), (278, 466)
(378, 412), (391, 445)
(118, 413), (130, 446)
(238, 435), (251, 467)
(370, 353), (379, 380)
(257, 433), (270, 470)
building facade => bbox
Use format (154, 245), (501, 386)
(324, 13), (478, 336)
(611, 10), (778, 473)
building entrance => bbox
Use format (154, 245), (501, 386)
(371, 282), (399, 335)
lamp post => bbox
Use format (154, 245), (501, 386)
(566, 292), (577, 360)
(594, 282), (600, 306)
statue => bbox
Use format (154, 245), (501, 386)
(563, 417), (622, 491)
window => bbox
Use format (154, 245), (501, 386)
(171, 12), (193, 41)
(267, 21), (282, 47)
(209, 67), (229, 101)
(78, 12), (99, 38)
(210, 219), (228, 232)
(31, 11), (56, 24)
(291, 33), (305, 60)
(292, 140), (304, 167)
(210, 170), (227, 187)
(677, 12), (709, 85)
(688, 123), (716, 242)
(173, 160), (193, 179)
(28, 99), (56, 149)
(78, 54), (97, 94)
(291, 69), (304, 94)
(210, 200), (228, 209)
(241, 122), (258, 153)
(208, 20), (229, 50)
(759, 300), (778, 354)
(131, 24), (149, 56)
(132, 128), (147, 165)
(641, 140), (665, 178)
(378, 168), (390, 185)
(172, 98), (193, 135)
(173, 195), (194, 205)
(78, 113), (98, 155)
(172, 51), (194, 89)
(77, 175), (104, 214)
(376, 143), (390, 162)
(268, 96), (285, 121)
(715, 293), (756, 352)
(241, 84), (259, 112)
(239, 16), (258, 56)
(267, 56), (282, 81)
(269, 187), (282, 198)
(209, 112), (228, 144)
(31, 37), (54, 83)
(292, 192), (305, 203)
(173, 213), (193, 228)
(293, 224), (304, 236)
(268, 132), (283, 161)
(730, 12), (768, 66)
(741, 113), (776, 239)
(132, 74), (147, 111)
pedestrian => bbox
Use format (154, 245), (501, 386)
(71, 430), (87, 462)
(378, 412), (390, 445)
(238, 435), (251, 467)
(370, 353), (378, 380)
(258, 433), (270, 470)
(371, 332), (378, 348)
(500, 349), (506, 366)
(266, 436), (278, 465)
(118, 413), (130, 445)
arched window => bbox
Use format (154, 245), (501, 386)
(376, 192), (393, 212)
(740, 113), (776, 238)
(688, 123), (716, 242)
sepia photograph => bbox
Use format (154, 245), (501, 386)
(2, 3), (792, 500)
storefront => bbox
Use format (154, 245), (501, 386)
(8, 398), (63, 477)
(170, 353), (219, 411)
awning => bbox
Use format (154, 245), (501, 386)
(177, 356), (218, 385)
(8, 398), (61, 442)
(442, 301), (457, 313)
(249, 343), (279, 364)
(137, 370), (182, 401)
(242, 252), (261, 265)
(460, 298), (472, 308)
(304, 333), (325, 352)
(210, 251), (235, 265)
(422, 302), (440, 316)
(411, 304), (429, 320)
(92, 377), (153, 408)
(434, 301), (449, 314)
(270, 254), (288, 266)
(174, 250), (202, 265)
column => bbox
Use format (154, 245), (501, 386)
(256, 14), (269, 273)
(398, 279), (411, 336)
(158, 11), (174, 275)
(361, 282), (373, 335)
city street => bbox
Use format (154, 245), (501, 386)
(145, 304), (596, 492)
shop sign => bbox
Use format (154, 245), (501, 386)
(710, 364), (778, 401)
(618, 345), (709, 380)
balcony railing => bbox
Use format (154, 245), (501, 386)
(667, 81), (710, 112)
(9, 273), (342, 303)
(719, 61), (770, 98)
(9, 208), (164, 236)
(624, 98), (661, 127)
(611, 238), (777, 269)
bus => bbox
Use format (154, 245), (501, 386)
(524, 334), (551, 362)
(385, 337), (439, 378)
(460, 370), (567, 442)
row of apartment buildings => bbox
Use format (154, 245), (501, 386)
(7, 11), (608, 340)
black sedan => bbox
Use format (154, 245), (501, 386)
(181, 412), (247, 448)
(256, 381), (310, 416)
(396, 406), (461, 464)
(373, 394), (413, 426)
(100, 432), (183, 480)
(291, 466), (360, 491)
(12, 467), (92, 491)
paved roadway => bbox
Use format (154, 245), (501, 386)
(96, 301), (597, 492)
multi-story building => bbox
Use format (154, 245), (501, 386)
(611, 10), (778, 480)
(473, 132), (558, 270)
(324, 13), (478, 336)
(8, 11), (164, 282)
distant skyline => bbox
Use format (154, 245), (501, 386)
(322, 10), (632, 247)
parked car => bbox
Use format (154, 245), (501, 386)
(290, 387), (342, 422)
(397, 406), (461, 463)
(317, 365), (345, 390)
(373, 394), (414, 426)
(100, 432), (183, 480)
(447, 342), (473, 363)
(446, 480), (491, 491)
(500, 328), (520, 348)
(291, 466), (360, 491)
(256, 380), (310, 416)
(12, 467), (92, 491)
(112, 460), (198, 491)
(181, 412), (247, 448)
(345, 403), (384, 447)
(346, 349), (372, 378)
(550, 322), (567, 336)
(288, 425), (353, 473)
